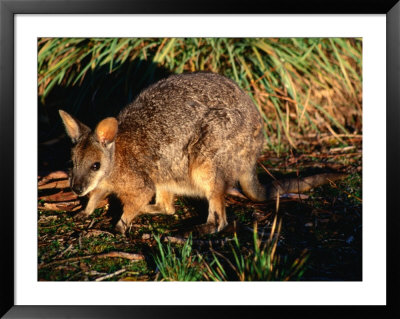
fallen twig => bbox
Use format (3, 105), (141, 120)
(38, 202), (81, 212)
(38, 179), (70, 190)
(38, 171), (69, 186)
(95, 268), (126, 282)
(38, 190), (77, 202)
(99, 251), (144, 260)
(329, 145), (356, 153)
(164, 235), (234, 248)
(56, 244), (75, 259)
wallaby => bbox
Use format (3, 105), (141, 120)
(59, 72), (344, 234)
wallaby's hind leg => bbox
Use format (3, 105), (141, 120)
(155, 190), (175, 214)
(206, 191), (227, 231)
(239, 167), (266, 202)
(190, 161), (228, 232)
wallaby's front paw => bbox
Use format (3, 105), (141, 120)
(165, 206), (176, 215)
(73, 211), (90, 222)
(217, 220), (228, 232)
(115, 219), (128, 235)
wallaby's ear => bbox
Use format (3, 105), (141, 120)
(59, 110), (91, 143)
(95, 117), (118, 147)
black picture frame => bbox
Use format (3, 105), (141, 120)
(1, 0), (399, 318)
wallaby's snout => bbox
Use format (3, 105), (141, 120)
(71, 182), (84, 196)
(70, 175), (86, 196)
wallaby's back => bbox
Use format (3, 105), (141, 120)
(115, 72), (266, 201)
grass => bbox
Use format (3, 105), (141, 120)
(204, 219), (309, 281)
(150, 218), (309, 282)
(38, 37), (362, 153)
(153, 234), (205, 281)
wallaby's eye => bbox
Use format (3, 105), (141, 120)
(91, 162), (101, 171)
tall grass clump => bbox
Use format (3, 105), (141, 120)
(151, 217), (308, 281)
(38, 37), (362, 152)
(204, 219), (309, 281)
(153, 234), (205, 281)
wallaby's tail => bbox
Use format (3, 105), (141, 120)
(239, 170), (268, 202)
(264, 173), (347, 200)
(238, 171), (346, 202)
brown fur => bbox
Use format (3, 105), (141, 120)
(59, 72), (342, 234)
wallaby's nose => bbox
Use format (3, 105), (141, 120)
(72, 184), (83, 195)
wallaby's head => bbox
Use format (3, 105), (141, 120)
(59, 110), (118, 196)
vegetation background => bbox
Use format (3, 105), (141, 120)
(38, 38), (362, 152)
(37, 38), (362, 281)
